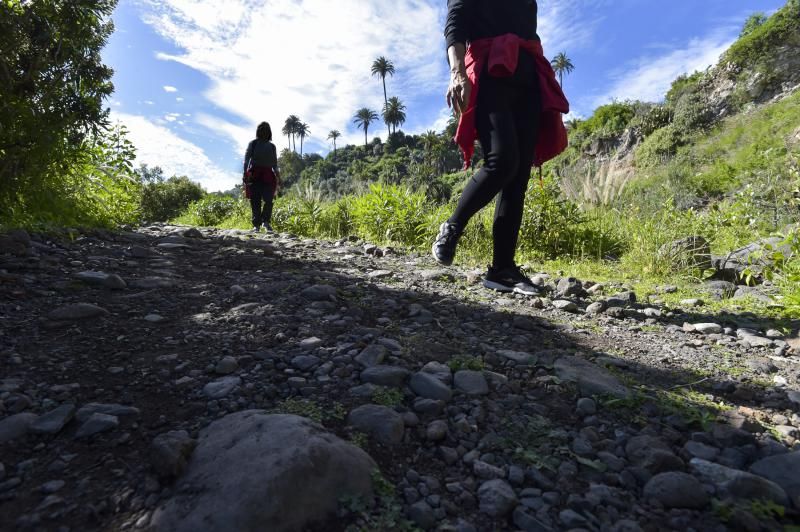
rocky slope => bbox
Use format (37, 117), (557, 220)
(1, 226), (800, 531)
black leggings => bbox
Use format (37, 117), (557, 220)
(250, 181), (275, 228)
(449, 71), (541, 269)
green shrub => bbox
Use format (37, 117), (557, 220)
(578, 101), (637, 138)
(665, 72), (704, 106)
(632, 105), (673, 137)
(349, 183), (430, 246)
(724, 0), (800, 69)
(635, 125), (683, 168)
(182, 195), (238, 226)
(140, 173), (205, 222)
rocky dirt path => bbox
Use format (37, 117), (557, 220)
(1, 225), (800, 532)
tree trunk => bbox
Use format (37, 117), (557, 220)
(364, 127), (368, 148)
(383, 78), (390, 136)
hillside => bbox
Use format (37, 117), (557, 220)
(551, 0), (800, 212)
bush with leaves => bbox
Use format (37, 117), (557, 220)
(138, 167), (206, 222)
(349, 183), (430, 246)
(182, 195), (238, 227)
(0, 0), (119, 226)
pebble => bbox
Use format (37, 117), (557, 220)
(642, 472), (709, 509)
(453, 370), (489, 396)
(347, 404), (405, 445)
(30, 404), (76, 435)
(75, 413), (119, 438)
(478, 479), (518, 517)
(410, 372), (452, 401)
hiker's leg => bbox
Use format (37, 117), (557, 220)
(449, 76), (519, 229)
(262, 183), (275, 227)
(492, 81), (541, 269)
(250, 182), (264, 228)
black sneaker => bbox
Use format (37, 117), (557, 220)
(432, 221), (462, 266)
(483, 265), (540, 296)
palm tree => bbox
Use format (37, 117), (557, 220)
(551, 52), (575, 88)
(371, 56), (395, 135)
(296, 122), (310, 155)
(382, 96), (407, 134)
(327, 130), (341, 158)
(282, 115), (302, 152)
(353, 108), (378, 148)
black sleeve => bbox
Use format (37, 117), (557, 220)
(271, 143), (278, 170)
(444, 0), (471, 53)
(243, 140), (254, 173)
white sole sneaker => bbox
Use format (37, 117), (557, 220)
(482, 279), (539, 296)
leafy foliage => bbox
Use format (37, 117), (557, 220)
(138, 166), (205, 222)
(0, 0), (127, 228)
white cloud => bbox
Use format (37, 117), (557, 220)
(538, 0), (608, 56)
(163, 85), (178, 92)
(137, 0), (447, 150)
(176, 96), (184, 102)
(113, 112), (237, 192)
(143, 100), (155, 105)
(589, 28), (735, 108)
(164, 113), (181, 122)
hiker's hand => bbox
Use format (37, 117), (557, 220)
(447, 69), (471, 116)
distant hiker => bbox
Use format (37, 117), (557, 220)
(243, 122), (281, 232)
(433, 0), (569, 294)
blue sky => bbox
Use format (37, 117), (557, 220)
(103, 0), (786, 191)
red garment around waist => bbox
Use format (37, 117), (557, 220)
(250, 166), (276, 186)
(454, 33), (570, 169)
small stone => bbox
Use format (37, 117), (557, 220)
(203, 377), (241, 399)
(553, 300), (578, 312)
(478, 479), (518, 517)
(299, 337), (323, 349)
(355, 344), (387, 368)
(347, 405), (404, 446)
(75, 403), (140, 422)
(694, 323), (723, 335)
(290, 355), (320, 372)
(75, 413), (119, 439)
(680, 299), (703, 307)
(410, 372), (452, 402)
(585, 302), (605, 315)
(426, 420), (448, 442)
(643, 472), (708, 509)
(40, 480), (65, 494)
(47, 303), (109, 321)
(454, 371), (489, 396)
(576, 398), (597, 416)
(144, 314), (165, 323)
(150, 430), (197, 478)
(215, 356), (239, 375)
(30, 405), (76, 435)
(407, 501), (436, 530)
(360, 366), (410, 387)
(474, 460), (505, 480)
(0, 413), (39, 443)
(496, 350), (536, 365)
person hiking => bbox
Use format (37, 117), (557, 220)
(243, 122), (281, 232)
(432, 0), (569, 295)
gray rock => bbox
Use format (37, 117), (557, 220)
(202, 377), (242, 399)
(690, 458), (788, 506)
(682, 441), (719, 461)
(30, 404), (76, 435)
(514, 507), (553, 532)
(749, 452), (800, 507)
(150, 412), (376, 532)
(478, 479), (518, 517)
(559, 509), (589, 528)
(585, 302), (605, 315)
(552, 300), (578, 312)
(355, 344), (387, 368)
(642, 472), (708, 509)
(407, 501), (436, 529)
(75, 413), (118, 438)
(215, 356), (239, 375)
(693, 323), (723, 335)
(300, 284), (337, 301)
(496, 349), (537, 366)
(291, 355), (321, 371)
(360, 366), (410, 387)
(556, 278), (587, 299)
(554, 356), (630, 399)
(75, 403), (140, 422)
(75, 271), (127, 290)
(47, 303), (109, 321)
(680, 298), (704, 307)
(474, 460), (505, 480)
(347, 405), (405, 445)
(150, 430), (197, 478)
(0, 413), (38, 443)
(454, 371), (489, 396)
(426, 420), (448, 442)
(421, 361), (452, 383)
(576, 398), (597, 417)
(606, 291), (637, 307)
(410, 372), (452, 402)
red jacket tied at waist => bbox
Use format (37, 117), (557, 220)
(454, 34), (570, 169)
(247, 166), (277, 187)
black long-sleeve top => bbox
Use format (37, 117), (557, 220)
(444, 0), (539, 52)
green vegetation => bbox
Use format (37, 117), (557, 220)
(138, 166), (205, 222)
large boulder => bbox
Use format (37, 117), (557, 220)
(711, 237), (792, 284)
(148, 412), (376, 532)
